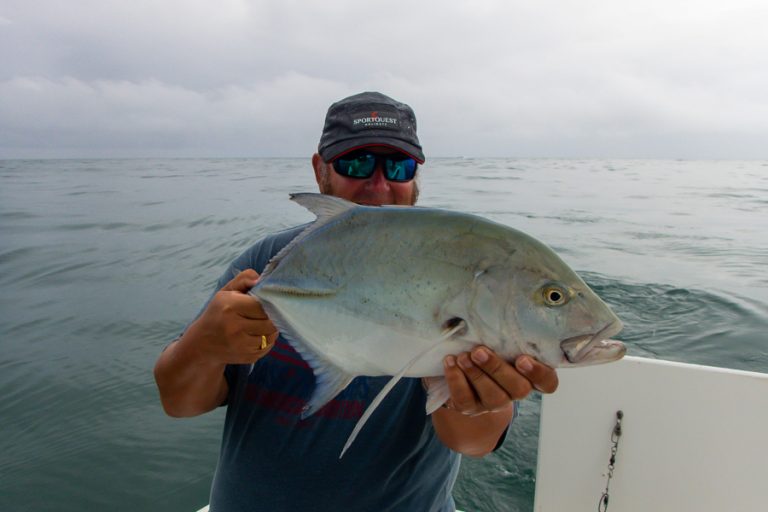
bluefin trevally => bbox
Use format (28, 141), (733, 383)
(250, 193), (625, 456)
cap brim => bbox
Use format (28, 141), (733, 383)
(320, 136), (425, 164)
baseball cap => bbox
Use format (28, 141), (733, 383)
(318, 91), (425, 164)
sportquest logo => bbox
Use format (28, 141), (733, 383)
(352, 110), (399, 129)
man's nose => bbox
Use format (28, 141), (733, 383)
(365, 161), (390, 189)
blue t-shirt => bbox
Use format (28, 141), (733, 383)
(207, 226), (461, 512)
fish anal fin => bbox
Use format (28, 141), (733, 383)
(302, 370), (356, 419)
(254, 299), (355, 417)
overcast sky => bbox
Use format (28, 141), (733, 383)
(1, 0), (767, 159)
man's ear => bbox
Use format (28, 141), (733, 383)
(311, 153), (323, 187)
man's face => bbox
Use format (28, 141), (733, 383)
(313, 147), (419, 206)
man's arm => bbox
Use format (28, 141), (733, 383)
(430, 348), (559, 457)
(153, 270), (278, 417)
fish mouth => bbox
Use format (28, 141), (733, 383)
(560, 320), (625, 366)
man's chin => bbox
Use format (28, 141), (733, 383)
(353, 196), (392, 206)
(317, 175), (418, 206)
(319, 184), (392, 206)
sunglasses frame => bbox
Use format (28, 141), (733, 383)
(331, 150), (418, 183)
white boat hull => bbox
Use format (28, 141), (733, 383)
(535, 356), (768, 511)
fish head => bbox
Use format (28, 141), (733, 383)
(497, 238), (626, 368)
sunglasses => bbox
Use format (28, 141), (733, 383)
(332, 151), (418, 182)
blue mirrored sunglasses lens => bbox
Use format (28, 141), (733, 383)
(334, 154), (376, 178)
(384, 158), (417, 182)
(333, 152), (418, 181)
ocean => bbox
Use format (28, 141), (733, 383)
(1, 158), (766, 511)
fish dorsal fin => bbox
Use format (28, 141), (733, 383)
(339, 320), (468, 458)
(260, 193), (357, 278)
(256, 282), (338, 298)
(290, 192), (357, 220)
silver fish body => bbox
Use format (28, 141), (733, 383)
(251, 193), (625, 454)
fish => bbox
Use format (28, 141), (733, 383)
(250, 193), (625, 456)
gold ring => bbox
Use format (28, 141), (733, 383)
(260, 335), (267, 350)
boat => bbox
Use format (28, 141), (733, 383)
(196, 356), (768, 511)
(535, 356), (768, 511)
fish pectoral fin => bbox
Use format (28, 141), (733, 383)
(340, 323), (468, 458)
(340, 369), (407, 459)
(424, 377), (451, 414)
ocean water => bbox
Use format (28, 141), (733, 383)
(1, 158), (766, 512)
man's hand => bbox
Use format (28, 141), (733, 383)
(153, 269), (278, 417)
(187, 269), (279, 364)
(428, 347), (559, 456)
(443, 346), (559, 416)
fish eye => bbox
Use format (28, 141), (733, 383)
(542, 284), (569, 307)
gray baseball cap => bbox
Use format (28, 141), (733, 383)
(318, 91), (425, 163)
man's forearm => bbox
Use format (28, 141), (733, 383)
(153, 328), (228, 418)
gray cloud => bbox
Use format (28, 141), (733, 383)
(1, 0), (767, 158)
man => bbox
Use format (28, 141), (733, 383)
(154, 92), (559, 511)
